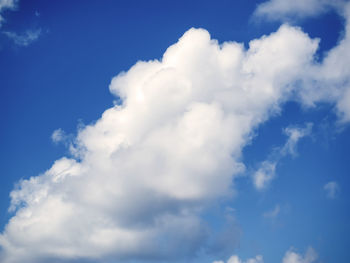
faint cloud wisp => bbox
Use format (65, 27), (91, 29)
(3, 28), (41, 46)
(324, 181), (340, 199)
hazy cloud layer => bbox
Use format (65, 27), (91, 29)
(1, 2), (350, 262)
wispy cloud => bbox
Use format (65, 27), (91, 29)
(253, 0), (345, 22)
(3, 28), (41, 46)
(281, 123), (313, 157)
(0, 0), (18, 27)
(263, 204), (280, 219)
(253, 123), (312, 190)
(324, 181), (340, 199)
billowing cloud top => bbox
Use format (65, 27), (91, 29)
(1, 2), (350, 262)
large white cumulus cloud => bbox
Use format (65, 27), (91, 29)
(1, 4), (350, 259)
(0, 25), (319, 263)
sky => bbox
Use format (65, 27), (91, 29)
(0, 0), (350, 263)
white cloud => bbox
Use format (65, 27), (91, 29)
(253, 123), (312, 190)
(0, 0), (17, 27)
(215, 247), (317, 263)
(281, 123), (313, 157)
(213, 254), (264, 263)
(3, 28), (41, 46)
(282, 247), (318, 263)
(1, 1), (350, 259)
(254, 0), (345, 21)
(253, 161), (277, 190)
(0, 1), (42, 48)
(0, 25), (320, 262)
(324, 181), (340, 199)
(254, 1), (350, 122)
(313, 3), (350, 123)
(51, 129), (66, 144)
(263, 204), (280, 218)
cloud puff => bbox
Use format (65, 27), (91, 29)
(3, 28), (41, 46)
(282, 247), (318, 263)
(51, 129), (66, 144)
(253, 123), (312, 190)
(213, 254), (264, 263)
(0, 0), (18, 27)
(253, 161), (277, 190)
(324, 181), (340, 199)
(254, 0), (345, 21)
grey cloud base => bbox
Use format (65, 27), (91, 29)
(1, 5), (350, 262)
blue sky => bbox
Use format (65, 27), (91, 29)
(1, 1), (350, 263)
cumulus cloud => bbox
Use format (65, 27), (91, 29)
(0, 0), (17, 27)
(254, 0), (345, 21)
(1, 1), (350, 259)
(324, 181), (340, 199)
(0, 25), (320, 263)
(282, 247), (318, 263)
(3, 28), (41, 46)
(253, 123), (312, 190)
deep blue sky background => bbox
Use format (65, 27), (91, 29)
(1, 1), (349, 262)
